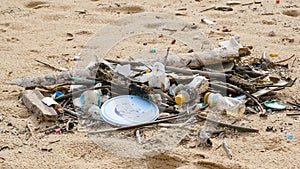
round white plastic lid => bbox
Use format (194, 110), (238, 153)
(100, 95), (159, 126)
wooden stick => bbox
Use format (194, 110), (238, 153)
(241, 2), (254, 6)
(88, 112), (198, 134)
(197, 115), (259, 133)
(287, 101), (300, 107)
(287, 113), (300, 116)
(274, 54), (295, 64)
(210, 82), (239, 94)
(164, 47), (171, 64)
(54, 85), (111, 102)
(166, 66), (231, 79)
(291, 58), (297, 67)
(63, 108), (80, 117)
(35, 59), (67, 72)
(199, 6), (216, 13)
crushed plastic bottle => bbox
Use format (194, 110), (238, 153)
(149, 62), (169, 89)
(79, 90), (109, 112)
(175, 76), (209, 106)
(144, 62), (170, 90)
(204, 92), (245, 117)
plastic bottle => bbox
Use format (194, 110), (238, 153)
(204, 92), (245, 117)
(80, 90), (109, 112)
(148, 62), (170, 90)
(175, 76), (209, 106)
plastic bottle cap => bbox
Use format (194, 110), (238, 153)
(269, 53), (279, 57)
(175, 94), (186, 105)
(204, 92), (211, 104)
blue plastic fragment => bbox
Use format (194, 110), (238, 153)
(234, 95), (246, 100)
(150, 48), (156, 53)
(257, 64), (262, 69)
(282, 133), (295, 140)
(53, 91), (64, 98)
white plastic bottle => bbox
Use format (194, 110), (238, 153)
(148, 62), (170, 90)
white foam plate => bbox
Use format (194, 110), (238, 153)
(100, 95), (159, 126)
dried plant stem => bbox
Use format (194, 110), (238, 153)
(197, 115), (259, 133)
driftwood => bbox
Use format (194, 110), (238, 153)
(7, 62), (113, 88)
(165, 47), (249, 69)
(106, 37), (250, 69)
(8, 69), (92, 87)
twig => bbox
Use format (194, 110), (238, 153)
(164, 47), (171, 65)
(250, 74), (269, 82)
(291, 58), (296, 67)
(63, 108), (80, 117)
(158, 116), (196, 127)
(162, 28), (178, 32)
(197, 115), (259, 133)
(210, 82), (239, 94)
(105, 58), (150, 69)
(0, 146), (9, 152)
(200, 6), (216, 13)
(48, 139), (60, 144)
(62, 98), (71, 108)
(54, 85), (110, 102)
(223, 139), (233, 160)
(287, 113), (300, 116)
(166, 66), (231, 79)
(88, 112), (198, 134)
(274, 54), (295, 64)
(241, 2), (254, 6)
(288, 101), (300, 108)
(27, 123), (34, 136)
(35, 59), (66, 71)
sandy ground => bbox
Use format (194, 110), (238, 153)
(0, 0), (300, 168)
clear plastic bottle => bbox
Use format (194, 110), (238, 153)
(175, 76), (209, 106)
(204, 92), (245, 117)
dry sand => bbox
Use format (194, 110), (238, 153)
(0, 0), (300, 168)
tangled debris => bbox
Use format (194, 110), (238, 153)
(7, 35), (297, 159)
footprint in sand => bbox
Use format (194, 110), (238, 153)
(100, 5), (145, 14)
(25, 1), (50, 9)
(6, 37), (20, 43)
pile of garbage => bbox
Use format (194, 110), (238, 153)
(8, 34), (297, 158)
